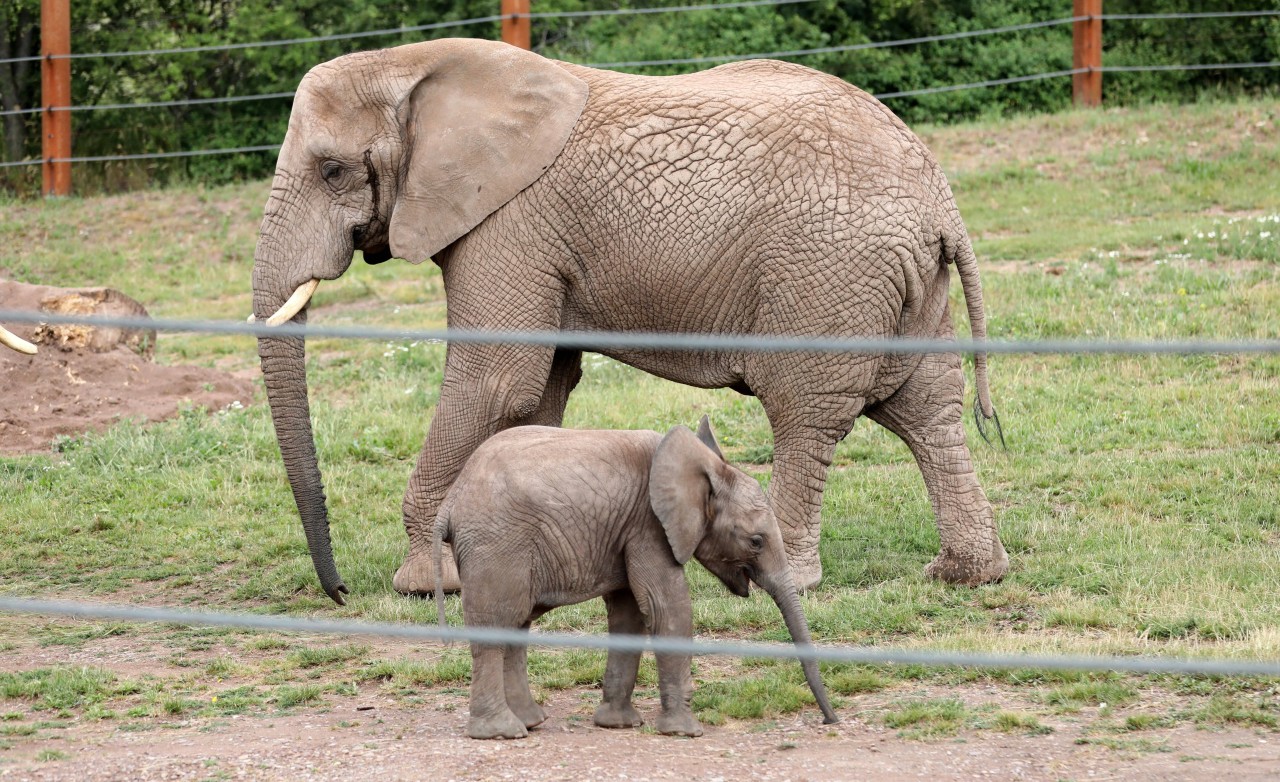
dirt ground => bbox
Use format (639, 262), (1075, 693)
(1, 629), (1278, 782)
(10, 699), (1280, 782)
(0, 280), (255, 455)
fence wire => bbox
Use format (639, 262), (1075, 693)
(0, 0), (815, 66)
(3, 6), (1280, 690)
(0, 92), (296, 118)
(2, 598), (1278, 678)
(0, 145), (282, 169)
(5, 7), (1278, 67)
(1, 309), (1278, 356)
(583, 15), (1083, 68)
(5, 56), (1277, 169)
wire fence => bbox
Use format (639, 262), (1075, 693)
(1, 313), (1279, 675)
(1, 309), (1279, 356)
(2, 6), (1280, 683)
(2, 8), (1278, 169)
(1, 302), (1279, 678)
(0, 0), (815, 66)
(2, 597), (1279, 678)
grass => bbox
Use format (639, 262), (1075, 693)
(882, 698), (969, 738)
(1, 96), (1280, 736)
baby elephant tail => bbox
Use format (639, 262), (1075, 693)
(433, 515), (449, 637)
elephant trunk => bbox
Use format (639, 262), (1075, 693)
(256, 321), (347, 605)
(253, 199), (349, 605)
(758, 570), (839, 724)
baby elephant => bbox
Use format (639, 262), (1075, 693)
(433, 417), (838, 740)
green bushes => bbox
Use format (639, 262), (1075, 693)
(1, 0), (1276, 194)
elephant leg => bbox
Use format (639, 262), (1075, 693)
(501, 625), (546, 729)
(467, 641), (528, 740)
(636, 585), (701, 737)
(865, 351), (1008, 585)
(523, 348), (582, 427)
(393, 345), (571, 596)
(763, 397), (866, 591)
(594, 589), (645, 729)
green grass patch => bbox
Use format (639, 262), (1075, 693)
(1044, 679), (1138, 713)
(0, 668), (140, 712)
(1196, 694), (1280, 729)
(1, 98), (1280, 732)
(883, 698), (969, 738)
(990, 711), (1053, 735)
(272, 684), (325, 710)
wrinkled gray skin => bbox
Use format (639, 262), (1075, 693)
(433, 418), (839, 739)
(250, 38), (1008, 605)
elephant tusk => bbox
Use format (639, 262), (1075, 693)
(0, 324), (37, 355)
(247, 314), (256, 323)
(265, 279), (320, 327)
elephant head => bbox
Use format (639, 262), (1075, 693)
(649, 417), (840, 725)
(0, 324), (37, 354)
(250, 40), (589, 603)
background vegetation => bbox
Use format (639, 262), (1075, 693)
(2, 0), (1279, 194)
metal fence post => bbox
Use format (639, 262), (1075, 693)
(1073, 0), (1102, 107)
(501, 0), (531, 50)
(41, 0), (72, 196)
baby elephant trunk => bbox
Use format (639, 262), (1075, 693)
(761, 575), (840, 725)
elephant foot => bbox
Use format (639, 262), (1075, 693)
(594, 701), (644, 729)
(468, 708), (529, 740)
(925, 538), (1009, 586)
(655, 710), (703, 738)
(784, 545), (823, 592)
(511, 700), (547, 730)
(394, 546), (461, 596)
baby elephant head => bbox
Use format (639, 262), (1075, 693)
(649, 416), (839, 724)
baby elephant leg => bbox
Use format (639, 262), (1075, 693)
(468, 642), (528, 740)
(653, 649), (701, 737)
(594, 590), (644, 729)
(645, 590), (702, 737)
(503, 627), (546, 730)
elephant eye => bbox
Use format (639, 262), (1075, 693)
(749, 534), (764, 551)
(320, 160), (343, 182)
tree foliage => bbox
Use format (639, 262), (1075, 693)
(1, 0), (1277, 194)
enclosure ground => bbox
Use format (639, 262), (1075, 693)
(1, 625), (1278, 782)
(2, 99), (1280, 781)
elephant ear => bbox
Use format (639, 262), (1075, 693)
(387, 40), (589, 264)
(695, 415), (725, 460)
(650, 425), (726, 565)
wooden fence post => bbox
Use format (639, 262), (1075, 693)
(501, 0), (531, 50)
(1073, 0), (1102, 108)
(41, 0), (72, 196)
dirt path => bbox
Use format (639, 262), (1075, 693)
(4, 691), (1279, 782)
(2, 628), (1277, 782)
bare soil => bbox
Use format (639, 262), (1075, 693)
(8, 701), (1279, 782)
(0, 625), (1277, 782)
(0, 280), (255, 455)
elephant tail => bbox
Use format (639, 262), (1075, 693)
(433, 514), (450, 635)
(941, 217), (1004, 448)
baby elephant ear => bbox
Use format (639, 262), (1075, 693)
(695, 415), (725, 460)
(650, 425), (722, 565)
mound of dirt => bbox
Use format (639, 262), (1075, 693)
(0, 280), (256, 456)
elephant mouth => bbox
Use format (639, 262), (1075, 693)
(723, 563), (753, 598)
(362, 244), (393, 264)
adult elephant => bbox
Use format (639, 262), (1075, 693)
(251, 38), (1008, 605)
